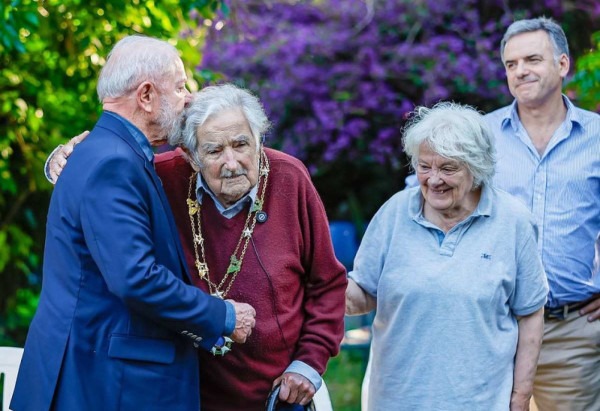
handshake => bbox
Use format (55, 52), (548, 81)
(228, 300), (257, 344)
(209, 300), (256, 356)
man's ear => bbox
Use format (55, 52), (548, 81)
(136, 81), (156, 113)
(558, 53), (570, 78)
(180, 147), (201, 171)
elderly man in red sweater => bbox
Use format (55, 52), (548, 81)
(47, 83), (347, 411)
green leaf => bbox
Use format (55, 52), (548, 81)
(0, 0), (223, 346)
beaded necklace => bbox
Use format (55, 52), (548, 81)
(186, 149), (270, 299)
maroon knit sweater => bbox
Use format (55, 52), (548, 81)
(156, 148), (347, 411)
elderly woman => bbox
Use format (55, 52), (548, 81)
(346, 102), (548, 411)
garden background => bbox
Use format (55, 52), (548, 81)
(1, 1), (599, 409)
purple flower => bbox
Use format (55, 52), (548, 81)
(195, 0), (563, 173)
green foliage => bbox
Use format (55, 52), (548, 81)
(324, 350), (366, 411)
(0, 0), (221, 346)
(0, 287), (40, 346)
(567, 31), (600, 112)
(0, 1), (39, 53)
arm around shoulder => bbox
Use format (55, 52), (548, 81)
(80, 153), (228, 344)
(44, 131), (90, 184)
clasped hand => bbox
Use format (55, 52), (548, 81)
(228, 300), (256, 343)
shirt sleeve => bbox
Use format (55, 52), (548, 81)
(44, 144), (64, 184)
(348, 198), (395, 298)
(285, 360), (322, 391)
(223, 300), (235, 335)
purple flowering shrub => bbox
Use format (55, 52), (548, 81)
(196, 0), (570, 219)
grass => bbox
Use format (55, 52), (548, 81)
(323, 348), (369, 411)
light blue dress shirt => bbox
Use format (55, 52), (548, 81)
(485, 96), (600, 308)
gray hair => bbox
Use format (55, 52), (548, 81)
(500, 17), (569, 64)
(402, 102), (496, 188)
(171, 84), (270, 167)
(97, 35), (181, 101)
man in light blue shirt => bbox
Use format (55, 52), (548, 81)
(485, 17), (600, 411)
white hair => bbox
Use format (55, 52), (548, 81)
(171, 84), (271, 167)
(402, 102), (496, 188)
(97, 35), (180, 101)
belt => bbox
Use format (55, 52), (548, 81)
(544, 300), (588, 321)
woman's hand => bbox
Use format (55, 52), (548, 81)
(346, 278), (376, 315)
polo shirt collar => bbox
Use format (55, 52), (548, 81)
(409, 183), (493, 226)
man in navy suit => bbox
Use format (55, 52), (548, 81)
(11, 35), (256, 411)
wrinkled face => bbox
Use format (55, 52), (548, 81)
(416, 143), (476, 218)
(503, 30), (568, 108)
(196, 107), (259, 207)
(151, 58), (190, 145)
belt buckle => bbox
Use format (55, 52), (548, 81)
(545, 302), (582, 321)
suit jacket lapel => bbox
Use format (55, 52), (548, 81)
(96, 113), (193, 283)
(145, 161), (194, 283)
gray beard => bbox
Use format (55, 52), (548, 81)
(157, 99), (183, 143)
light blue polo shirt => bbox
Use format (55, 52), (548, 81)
(350, 185), (548, 410)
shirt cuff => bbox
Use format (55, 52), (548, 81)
(223, 300), (236, 336)
(285, 360), (322, 391)
(44, 144), (64, 184)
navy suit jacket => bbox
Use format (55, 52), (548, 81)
(12, 113), (227, 411)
